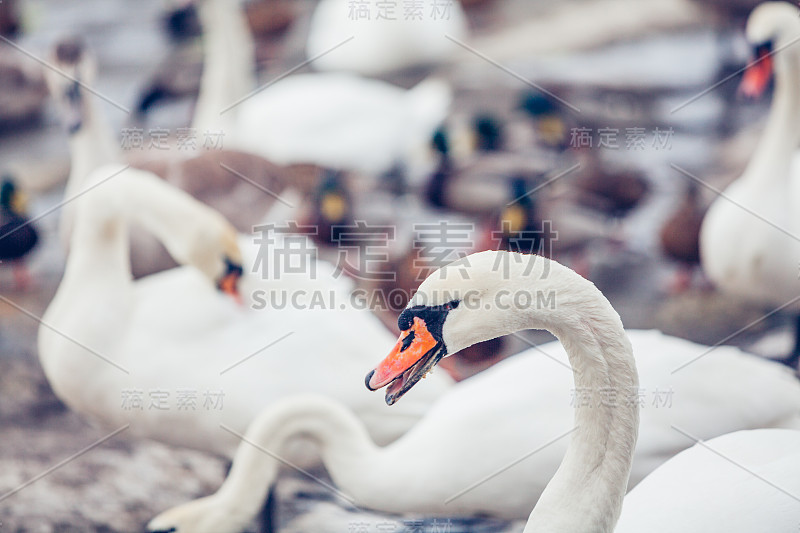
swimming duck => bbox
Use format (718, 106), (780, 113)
(517, 91), (570, 152)
(424, 124), (531, 216)
(141, 0), (300, 119)
(660, 179), (706, 292)
(0, 0), (19, 37)
(572, 147), (650, 220)
(164, 0), (298, 42)
(0, 176), (38, 289)
(306, 170), (354, 248)
(0, 44), (48, 128)
(493, 176), (550, 255)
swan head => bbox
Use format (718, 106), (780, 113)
(367, 250), (562, 404)
(740, 2), (800, 98)
(45, 37), (95, 135)
(160, 184), (243, 299)
(147, 494), (248, 533)
(206, 221), (243, 301)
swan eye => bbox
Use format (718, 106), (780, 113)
(443, 300), (460, 311)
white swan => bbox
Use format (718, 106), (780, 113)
(43, 39), (118, 250)
(147, 316), (800, 528)
(614, 428), (800, 532)
(38, 164), (452, 460)
(700, 2), (800, 364)
(363, 250), (800, 532)
(45, 38), (320, 278)
(189, 0), (451, 177)
(305, 0), (469, 75)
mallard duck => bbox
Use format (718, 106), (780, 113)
(494, 176), (551, 255)
(0, 0), (19, 37)
(517, 91), (571, 152)
(572, 147), (650, 220)
(484, 174), (623, 278)
(424, 123), (534, 216)
(516, 91), (649, 220)
(660, 179), (706, 292)
(689, 0), (762, 19)
(164, 0), (298, 42)
(460, 0), (499, 7)
(141, 0), (299, 119)
(133, 42), (203, 119)
(0, 45), (48, 128)
(0, 176), (38, 289)
(306, 169), (354, 248)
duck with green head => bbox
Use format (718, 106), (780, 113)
(0, 176), (38, 288)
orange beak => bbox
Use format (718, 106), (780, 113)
(366, 317), (444, 405)
(740, 45), (774, 99)
(217, 269), (243, 305)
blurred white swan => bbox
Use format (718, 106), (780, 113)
(190, 0), (452, 177)
(306, 0), (469, 75)
(700, 2), (800, 366)
(45, 38), (321, 278)
(38, 167), (452, 461)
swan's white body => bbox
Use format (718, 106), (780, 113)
(700, 3), (800, 310)
(616, 429), (800, 532)
(306, 0), (469, 75)
(235, 74), (450, 176)
(38, 166), (452, 458)
(193, 0), (451, 176)
(42, 48), (119, 251)
(148, 330), (800, 531)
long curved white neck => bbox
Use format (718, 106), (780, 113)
(440, 254), (638, 532)
(192, 0), (256, 136)
(60, 93), (122, 245)
(59, 168), (223, 297)
(210, 397), (381, 529)
(526, 265), (637, 532)
(744, 43), (800, 185)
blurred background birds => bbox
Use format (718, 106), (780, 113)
(2, 0), (799, 531)
(0, 175), (38, 289)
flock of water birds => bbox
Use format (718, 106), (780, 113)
(2, 0), (800, 531)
